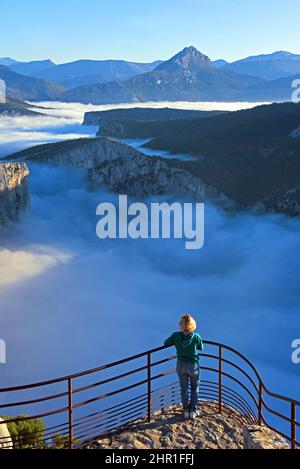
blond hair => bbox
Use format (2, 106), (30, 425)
(179, 314), (196, 334)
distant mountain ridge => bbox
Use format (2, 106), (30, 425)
(233, 51), (299, 62)
(213, 59), (229, 68)
(0, 57), (18, 66)
(223, 51), (300, 80)
(0, 65), (65, 101)
(9, 59), (56, 77)
(1, 57), (163, 90)
(0, 97), (42, 116)
(237, 73), (300, 101)
(30, 59), (163, 88)
(59, 46), (264, 104)
(1, 47), (300, 104)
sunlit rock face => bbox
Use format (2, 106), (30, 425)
(243, 426), (290, 450)
(86, 139), (205, 198)
(0, 417), (13, 449)
(0, 162), (30, 226)
(5, 137), (206, 199)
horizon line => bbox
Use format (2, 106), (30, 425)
(2, 46), (300, 66)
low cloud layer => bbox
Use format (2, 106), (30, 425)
(0, 115), (95, 158)
(0, 101), (298, 405)
(0, 100), (268, 158)
(0, 246), (72, 287)
(0, 163), (299, 401)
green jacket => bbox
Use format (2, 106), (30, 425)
(164, 332), (204, 364)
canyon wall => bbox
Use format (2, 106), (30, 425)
(0, 162), (30, 226)
(5, 137), (207, 199)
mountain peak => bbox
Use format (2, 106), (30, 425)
(181, 46), (200, 54)
(157, 46), (212, 73)
(173, 46), (211, 65)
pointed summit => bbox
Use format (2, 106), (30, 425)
(175, 46), (211, 62)
(157, 46), (212, 72)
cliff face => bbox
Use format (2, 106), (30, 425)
(82, 107), (221, 127)
(261, 186), (300, 216)
(0, 163), (30, 226)
(86, 139), (205, 198)
(96, 120), (129, 138)
(5, 138), (206, 199)
(243, 426), (289, 450)
(84, 103), (300, 217)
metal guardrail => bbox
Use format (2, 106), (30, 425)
(0, 340), (299, 449)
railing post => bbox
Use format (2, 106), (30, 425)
(291, 402), (296, 450)
(171, 385), (175, 406)
(68, 378), (74, 449)
(218, 345), (222, 413)
(147, 352), (152, 422)
(258, 381), (263, 426)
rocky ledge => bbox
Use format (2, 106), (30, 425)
(87, 139), (205, 198)
(89, 403), (289, 450)
(243, 425), (290, 450)
(5, 137), (207, 199)
(0, 162), (30, 226)
(0, 404), (289, 450)
(94, 404), (245, 450)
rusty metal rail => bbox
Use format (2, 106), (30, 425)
(0, 340), (299, 449)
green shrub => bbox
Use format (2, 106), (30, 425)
(2, 415), (45, 449)
(49, 433), (69, 449)
(2, 415), (80, 449)
(48, 433), (80, 449)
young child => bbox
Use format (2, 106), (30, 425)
(164, 314), (204, 419)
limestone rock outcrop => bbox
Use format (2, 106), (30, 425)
(243, 425), (290, 449)
(86, 405), (291, 450)
(0, 418), (13, 449)
(0, 162), (30, 226)
(86, 139), (204, 198)
(92, 404), (246, 450)
(5, 138), (205, 199)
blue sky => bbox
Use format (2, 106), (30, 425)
(1, 0), (300, 64)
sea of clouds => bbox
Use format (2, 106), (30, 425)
(0, 100), (268, 158)
(0, 101), (299, 406)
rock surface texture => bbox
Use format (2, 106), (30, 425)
(0, 418), (13, 449)
(243, 425), (290, 449)
(87, 140), (205, 198)
(89, 404), (289, 450)
(94, 404), (246, 450)
(5, 137), (206, 199)
(0, 162), (30, 226)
